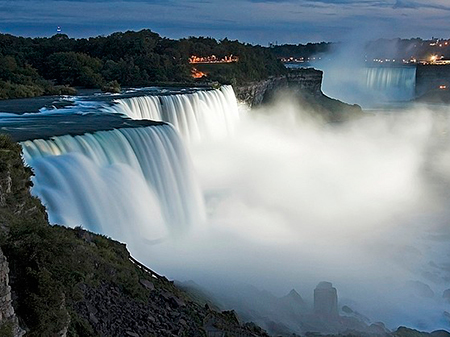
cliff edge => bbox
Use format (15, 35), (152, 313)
(0, 248), (24, 337)
(235, 68), (363, 122)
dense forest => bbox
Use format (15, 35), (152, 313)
(0, 30), (286, 99)
(3, 30), (448, 100)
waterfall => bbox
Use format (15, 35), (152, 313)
(364, 66), (416, 101)
(104, 85), (240, 142)
(16, 85), (242, 241)
(21, 124), (205, 240)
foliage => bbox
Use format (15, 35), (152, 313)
(0, 321), (13, 337)
(0, 80), (44, 99)
(0, 29), (287, 99)
(270, 42), (333, 59)
(101, 80), (121, 93)
(46, 52), (103, 88)
(182, 37), (287, 83)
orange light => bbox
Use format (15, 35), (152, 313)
(439, 85), (447, 90)
(191, 68), (207, 79)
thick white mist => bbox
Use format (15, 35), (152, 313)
(134, 98), (450, 331)
(20, 86), (450, 332)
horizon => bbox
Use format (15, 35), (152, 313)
(1, 0), (450, 46)
(0, 27), (447, 47)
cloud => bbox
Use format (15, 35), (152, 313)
(393, 0), (450, 11)
(0, 0), (449, 43)
(393, 0), (419, 8)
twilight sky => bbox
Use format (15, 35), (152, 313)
(0, 0), (449, 45)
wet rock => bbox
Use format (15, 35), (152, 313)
(89, 313), (99, 325)
(126, 331), (139, 337)
(140, 279), (155, 291)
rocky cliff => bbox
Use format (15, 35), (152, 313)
(0, 248), (24, 337)
(235, 68), (363, 122)
(234, 68), (322, 106)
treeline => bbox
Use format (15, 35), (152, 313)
(0, 30), (286, 99)
(181, 36), (286, 85)
(270, 42), (333, 59)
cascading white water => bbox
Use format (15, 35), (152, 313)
(104, 85), (240, 142)
(365, 66), (416, 101)
(320, 61), (417, 107)
(9, 82), (450, 332)
(21, 124), (205, 239)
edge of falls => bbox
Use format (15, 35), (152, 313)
(21, 124), (205, 241)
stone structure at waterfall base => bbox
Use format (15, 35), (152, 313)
(314, 281), (339, 320)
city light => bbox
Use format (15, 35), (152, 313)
(189, 55), (239, 64)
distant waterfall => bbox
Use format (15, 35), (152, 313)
(104, 85), (240, 142)
(21, 124), (205, 239)
(364, 66), (416, 101)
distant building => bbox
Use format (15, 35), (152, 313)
(314, 281), (339, 320)
(434, 60), (450, 65)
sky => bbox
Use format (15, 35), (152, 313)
(0, 0), (449, 45)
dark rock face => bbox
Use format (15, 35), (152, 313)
(0, 249), (25, 337)
(234, 68), (363, 122)
(234, 69), (323, 107)
(74, 281), (202, 337)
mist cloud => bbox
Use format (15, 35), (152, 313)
(123, 97), (450, 331)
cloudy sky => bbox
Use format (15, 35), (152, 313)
(0, 0), (449, 44)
